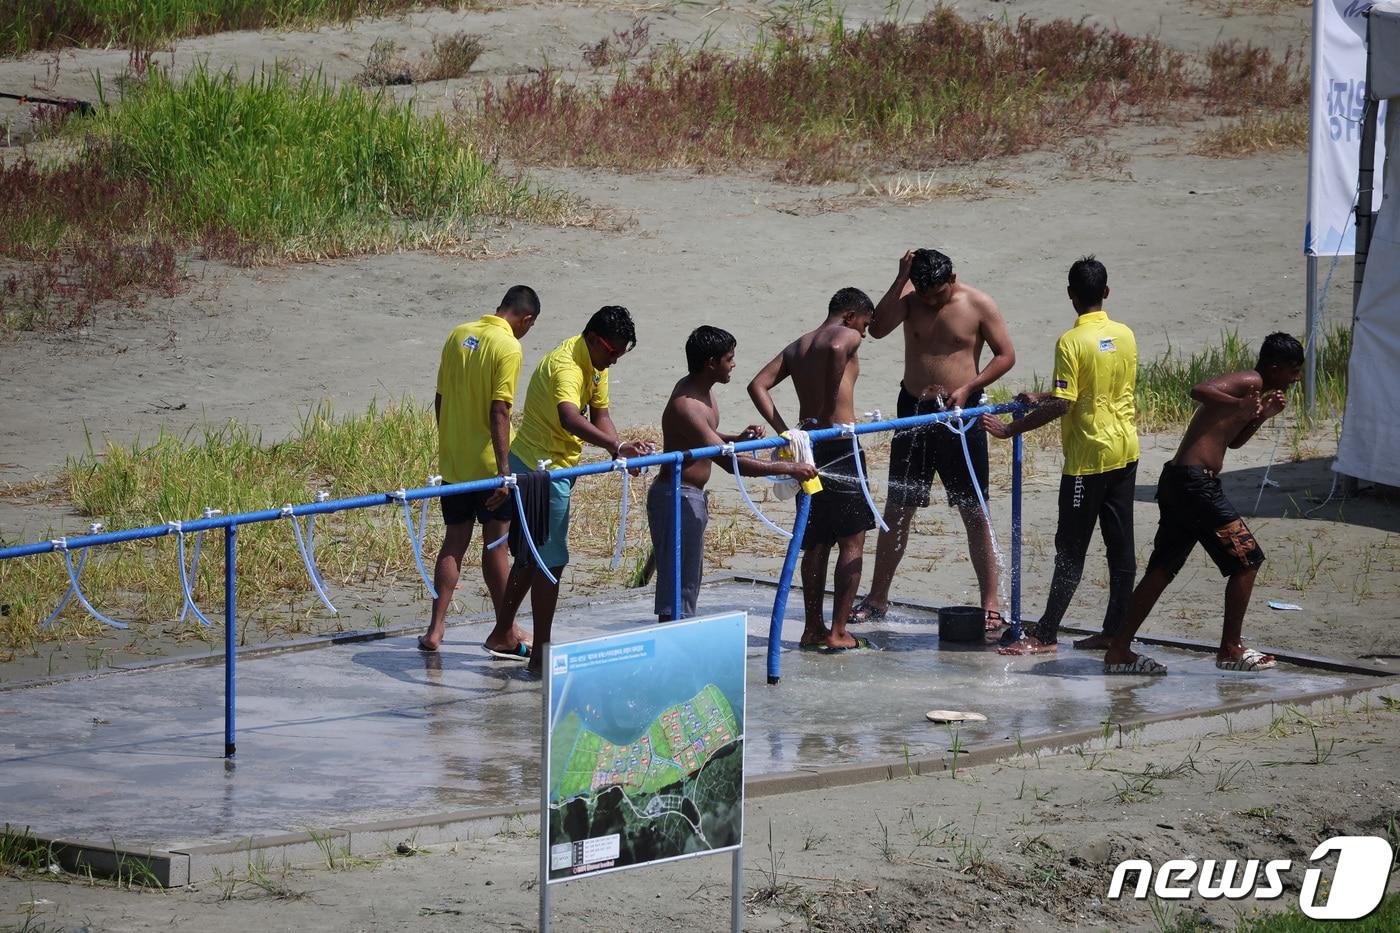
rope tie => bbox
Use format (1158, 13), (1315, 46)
(610, 457), (631, 571)
(727, 441), (793, 539)
(284, 503), (337, 615)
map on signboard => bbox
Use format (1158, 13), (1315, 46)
(545, 612), (746, 883)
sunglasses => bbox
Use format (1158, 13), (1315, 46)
(595, 334), (626, 356)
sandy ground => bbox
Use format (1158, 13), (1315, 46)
(3, 689), (1398, 931)
(3, 0), (1399, 928)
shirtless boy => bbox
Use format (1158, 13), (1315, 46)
(649, 326), (818, 622)
(748, 288), (878, 651)
(1102, 333), (1305, 675)
(854, 249), (1016, 630)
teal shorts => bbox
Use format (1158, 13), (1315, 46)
(508, 451), (574, 569)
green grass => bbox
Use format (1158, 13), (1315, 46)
(79, 64), (571, 260)
(0, 1), (480, 57)
(1132, 328), (1349, 429)
(2, 64), (577, 331)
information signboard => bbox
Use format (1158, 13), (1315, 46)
(542, 612), (746, 886)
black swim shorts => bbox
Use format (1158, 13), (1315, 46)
(1144, 462), (1265, 578)
(441, 487), (511, 526)
(802, 438), (878, 549)
(886, 384), (989, 509)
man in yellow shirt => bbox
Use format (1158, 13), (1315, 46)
(982, 257), (1139, 654)
(497, 306), (652, 675)
(419, 286), (540, 657)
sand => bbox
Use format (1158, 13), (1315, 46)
(3, 0), (1398, 927)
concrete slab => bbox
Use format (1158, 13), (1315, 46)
(0, 580), (1378, 883)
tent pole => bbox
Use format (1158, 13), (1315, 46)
(1355, 98), (1379, 322)
(1305, 254), (1319, 412)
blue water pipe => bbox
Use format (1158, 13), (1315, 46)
(671, 454), (683, 621)
(766, 491), (812, 685)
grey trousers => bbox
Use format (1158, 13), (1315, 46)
(647, 479), (708, 618)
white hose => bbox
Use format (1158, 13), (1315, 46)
(285, 505), (338, 616)
(726, 443), (793, 539)
(841, 423), (888, 533)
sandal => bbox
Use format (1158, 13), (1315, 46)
(1215, 648), (1276, 672)
(984, 609), (1007, 632)
(1103, 654), (1168, 675)
(849, 599), (888, 624)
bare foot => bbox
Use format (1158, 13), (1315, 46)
(1073, 633), (1114, 650)
(800, 627), (832, 649)
(824, 631), (858, 650)
(997, 636), (1058, 656)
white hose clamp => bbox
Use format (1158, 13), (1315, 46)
(612, 457), (629, 472)
(51, 536), (68, 551)
(389, 488), (408, 502)
(838, 422), (856, 437)
(427, 475), (443, 486)
(88, 522), (104, 534)
(721, 442), (735, 456)
(280, 504), (295, 518)
(202, 507), (222, 519)
(167, 520), (183, 534)
(501, 473), (518, 490)
(315, 490), (330, 503)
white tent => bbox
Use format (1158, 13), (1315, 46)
(1334, 2), (1400, 487)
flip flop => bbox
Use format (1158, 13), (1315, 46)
(799, 641), (827, 651)
(1103, 654), (1168, 675)
(925, 709), (987, 723)
(484, 642), (532, 662)
(416, 636), (438, 653)
(1216, 648), (1276, 672)
(821, 635), (873, 654)
(984, 609), (1007, 631)
(849, 600), (888, 624)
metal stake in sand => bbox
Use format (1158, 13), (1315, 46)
(224, 523), (237, 759)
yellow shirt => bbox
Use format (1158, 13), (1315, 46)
(1051, 310), (1140, 476)
(512, 335), (610, 469)
(436, 315), (522, 483)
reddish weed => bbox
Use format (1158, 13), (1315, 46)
(0, 156), (183, 332)
(469, 9), (1306, 181)
(470, 9), (1194, 181)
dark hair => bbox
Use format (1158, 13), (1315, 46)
(1067, 256), (1107, 307)
(1257, 332), (1304, 370)
(498, 284), (540, 317)
(909, 248), (953, 292)
(584, 305), (637, 351)
(829, 287), (874, 317)
(685, 325), (736, 375)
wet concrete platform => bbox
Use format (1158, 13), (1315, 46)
(0, 579), (1381, 883)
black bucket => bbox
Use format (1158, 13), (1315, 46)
(938, 605), (984, 643)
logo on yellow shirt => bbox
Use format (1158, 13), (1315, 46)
(1098, 339), (1116, 352)
(464, 336), (480, 351)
